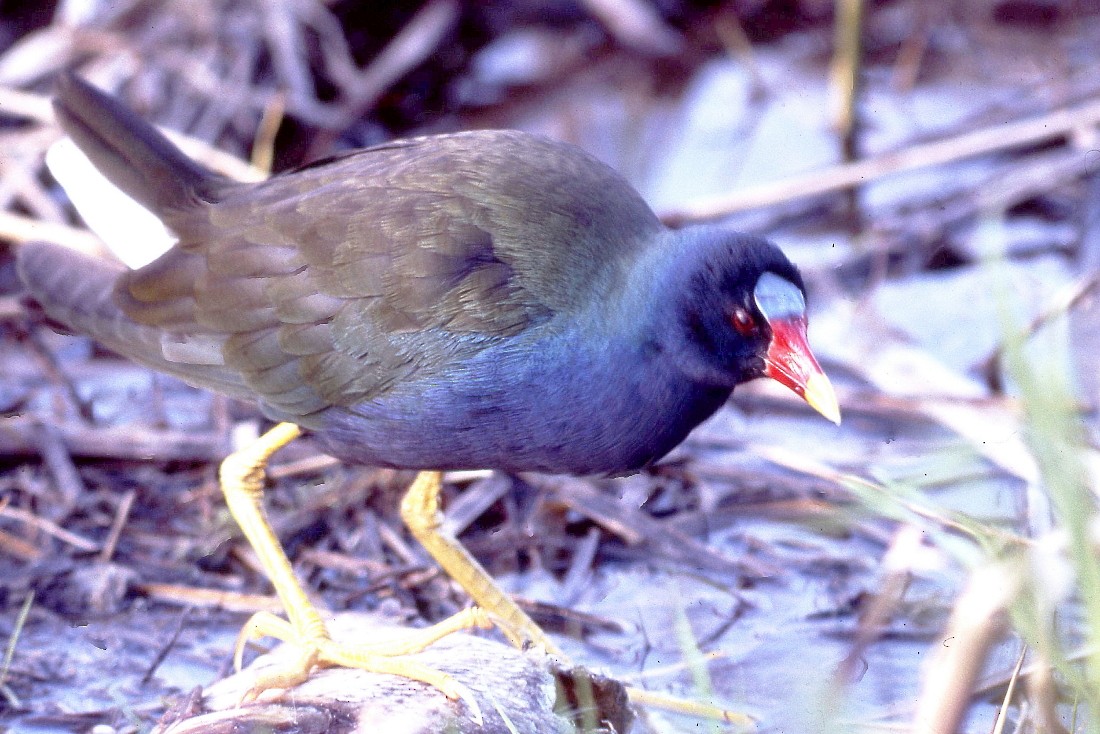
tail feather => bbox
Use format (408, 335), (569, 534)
(53, 74), (226, 215)
(17, 241), (251, 400)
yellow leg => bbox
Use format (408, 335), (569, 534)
(400, 470), (562, 656)
(220, 422), (492, 719)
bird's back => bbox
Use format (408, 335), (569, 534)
(21, 77), (667, 429)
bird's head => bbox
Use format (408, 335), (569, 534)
(665, 229), (840, 425)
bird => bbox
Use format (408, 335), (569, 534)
(18, 73), (840, 714)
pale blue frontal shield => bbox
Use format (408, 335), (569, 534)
(753, 271), (805, 321)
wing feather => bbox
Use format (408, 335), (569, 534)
(41, 130), (662, 425)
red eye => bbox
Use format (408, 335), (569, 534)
(731, 307), (757, 336)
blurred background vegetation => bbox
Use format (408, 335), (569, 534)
(3, 1), (1100, 732)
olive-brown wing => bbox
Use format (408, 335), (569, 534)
(113, 136), (580, 424)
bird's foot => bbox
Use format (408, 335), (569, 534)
(234, 606), (494, 723)
(401, 471), (564, 656)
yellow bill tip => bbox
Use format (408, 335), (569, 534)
(803, 371), (841, 426)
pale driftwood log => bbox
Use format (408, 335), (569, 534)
(153, 613), (632, 734)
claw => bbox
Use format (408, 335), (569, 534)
(233, 606), (496, 721)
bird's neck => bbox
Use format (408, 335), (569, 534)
(606, 228), (736, 388)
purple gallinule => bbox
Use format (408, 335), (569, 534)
(18, 74), (840, 710)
